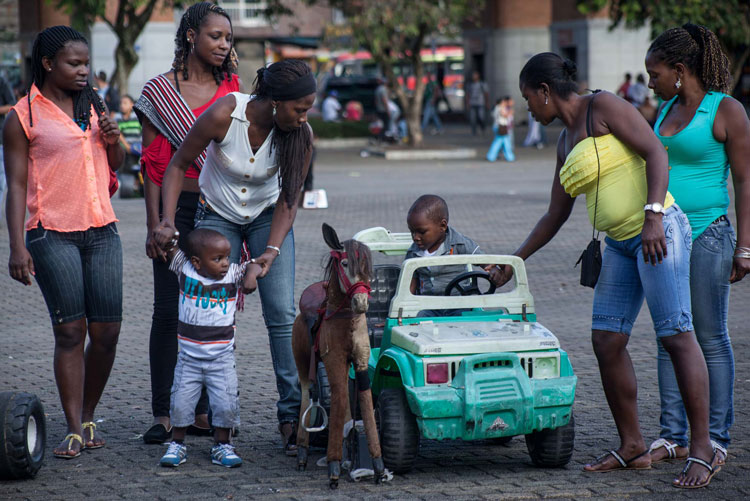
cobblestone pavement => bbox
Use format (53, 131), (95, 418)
(2, 127), (749, 500)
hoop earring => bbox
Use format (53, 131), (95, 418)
(675, 78), (682, 89)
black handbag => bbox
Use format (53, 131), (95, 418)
(575, 92), (603, 288)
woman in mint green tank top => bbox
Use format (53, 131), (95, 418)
(645, 23), (750, 480)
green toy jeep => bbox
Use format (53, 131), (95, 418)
(353, 227), (577, 473)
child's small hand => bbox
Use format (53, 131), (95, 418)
(242, 262), (263, 294)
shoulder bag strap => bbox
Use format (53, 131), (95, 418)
(586, 91), (601, 240)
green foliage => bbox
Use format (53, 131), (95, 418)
(576, 0), (750, 87)
(47, 0), (105, 33)
(308, 117), (370, 138)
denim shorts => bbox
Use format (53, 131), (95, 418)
(592, 205), (693, 338)
(170, 350), (240, 429)
(26, 223), (123, 325)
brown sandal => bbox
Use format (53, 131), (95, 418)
(279, 421), (297, 456)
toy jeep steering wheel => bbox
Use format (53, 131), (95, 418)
(444, 271), (497, 296)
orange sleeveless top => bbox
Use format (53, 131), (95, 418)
(13, 85), (117, 232)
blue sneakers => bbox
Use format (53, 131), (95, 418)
(160, 441), (187, 467)
(210, 443), (243, 468)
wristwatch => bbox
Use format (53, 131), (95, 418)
(644, 202), (665, 214)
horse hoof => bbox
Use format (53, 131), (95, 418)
(372, 456), (385, 483)
(297, 446), (308, 469)
(328, 460), (340, 488)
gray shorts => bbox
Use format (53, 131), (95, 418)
(170, 350), (240, 429)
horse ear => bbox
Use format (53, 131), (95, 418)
(322, 223), (343, 250)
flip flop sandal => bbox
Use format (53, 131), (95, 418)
(82, 421), (104, 449)
(648, 438), (687, 464)
(585, 449), (651, 472)
(54, 433), (84, 459)
(673, 453), (720, 489)
(711, 440), (727, 467)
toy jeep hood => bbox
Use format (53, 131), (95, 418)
(390, 320), (560, 356)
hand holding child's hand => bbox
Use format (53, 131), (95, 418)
(484, 264), (513, 287)
(242, 263), (263, 294)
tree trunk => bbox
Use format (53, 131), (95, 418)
(111, 35), (138, 95)
(730, 45), (750, 94)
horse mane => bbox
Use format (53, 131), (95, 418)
(323, 239), (373, 286)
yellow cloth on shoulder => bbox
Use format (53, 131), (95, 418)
(559, 134), (674, 241)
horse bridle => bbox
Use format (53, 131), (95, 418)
(329, 249), (372, 298)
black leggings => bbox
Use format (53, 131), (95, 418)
(148, 191), (208, 418)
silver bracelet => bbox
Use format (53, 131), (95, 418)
(734, 252), (750, 259)
(735, 246), (750, 254)
(266, 245), (281, 257)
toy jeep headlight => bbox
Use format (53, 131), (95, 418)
(518, 352), (560, 379)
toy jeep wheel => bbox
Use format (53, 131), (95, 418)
(525, 415), (575, 468)
(376, 388), (419, 473)
(0, 392), (46, 480)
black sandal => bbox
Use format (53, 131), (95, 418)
(143, 423), (172, 444)
(584, 449), (651, 472)
(673, 453), (720, 489)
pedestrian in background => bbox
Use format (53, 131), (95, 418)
(486, 96), (515, 162)
(95, 71), (120, 118)
(522, 110), (545, 149)
(645, 23), (750, 479)
(466, 70), (489, 135)
(374, 76), (392, 142)
(617, 72), (633, 102)
(627, 73), (649, 107)
(321, 89), (341, 122)
(4, 26), (124, 459)
(421, 73), (443, 135)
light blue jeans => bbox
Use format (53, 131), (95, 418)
(487, 127), (515, 162)
(171, 350), (240, 429)
(195, 201), (300, 424)
(657, 217), (736, 448)
(592, 205), (693, 337)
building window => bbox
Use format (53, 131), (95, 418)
(219, 0), (270, 28)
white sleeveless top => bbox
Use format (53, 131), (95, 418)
(199, 92), (280, 225)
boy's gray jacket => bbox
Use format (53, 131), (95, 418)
(405, 226), (482, 295)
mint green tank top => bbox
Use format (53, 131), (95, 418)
(654, 92), (730, 239)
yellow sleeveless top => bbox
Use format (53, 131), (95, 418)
(559, 134), (674, 241)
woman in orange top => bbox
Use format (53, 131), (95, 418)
(134, 2), (241, 444)
(3, 26), (124, 459)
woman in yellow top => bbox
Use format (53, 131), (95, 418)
(493, 53), (715, 488)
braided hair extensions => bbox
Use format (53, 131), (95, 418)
(173, 2), (237, 85)
(28, 26), (105, 129)
(649, 24), (732, 94)
(252, 60), (315, 209)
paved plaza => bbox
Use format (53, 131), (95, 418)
(1, 127), (749, 500)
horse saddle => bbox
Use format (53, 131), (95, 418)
(300, 281), (327, 334)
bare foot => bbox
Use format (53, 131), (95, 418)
(673, 452), (720, 488)
(583, 447), (651, 472)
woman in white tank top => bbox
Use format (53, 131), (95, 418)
(154, 60), (316, 456)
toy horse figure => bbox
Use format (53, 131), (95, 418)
(292, 223), (386, 488)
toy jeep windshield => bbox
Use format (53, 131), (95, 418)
(353, 227), (577, 473)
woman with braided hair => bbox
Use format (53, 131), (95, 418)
(134, 1), (241, 444)
(3, 26), (124, 458)
(645, 24), (750, 484)
(153, 59), (316, 456)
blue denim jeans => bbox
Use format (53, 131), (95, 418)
(486, 128), (515, 162)
(421, 103), (443, 132)
(657, 217), (736, 448)
(195, 200), (300, 423)
(592, 205), (693, 337)
(26, 222), (123, 325)
(171, 350), (240, 429)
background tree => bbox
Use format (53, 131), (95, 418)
(577, 0), (750, 91)
(268, 0), (483, 147)
(52, 0), (174, 95)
